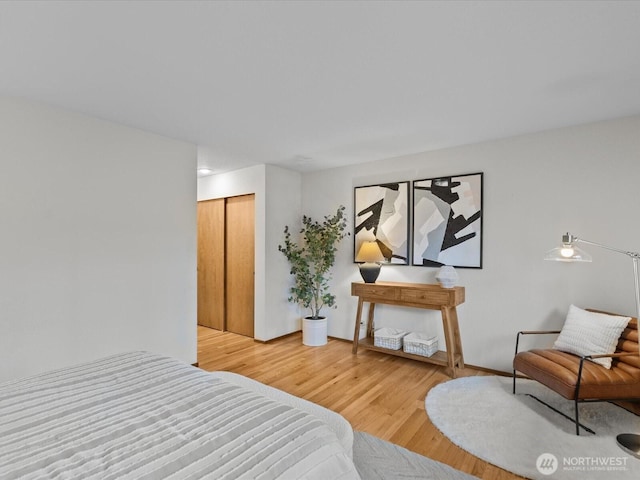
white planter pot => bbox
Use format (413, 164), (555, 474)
(302, 316), (328, 346)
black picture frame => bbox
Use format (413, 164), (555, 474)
(354, 182), (410, 265)
(412, 172), (483, 268)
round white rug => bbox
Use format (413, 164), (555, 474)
(425, 376), (640, 480)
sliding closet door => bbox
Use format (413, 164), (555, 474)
(197, 199), (225, 330)
(225, 194), (255, 337)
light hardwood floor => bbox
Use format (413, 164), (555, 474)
(197, 326), (523, 480)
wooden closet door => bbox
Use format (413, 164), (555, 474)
(197, 199), (225, 330)
(225, 194), (255, 337)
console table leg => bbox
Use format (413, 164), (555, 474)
(352, 298), (364, 354)
(366, 303), (376, 338)
(441, 306), (459, 378)
(449, 307), (465, 369)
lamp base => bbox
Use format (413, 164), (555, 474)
(617, 433), (640, 458)
(359, 263), (381, 283)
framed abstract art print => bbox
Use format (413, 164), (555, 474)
(412, 172), (483, 268)
(354, 182), (409, 265)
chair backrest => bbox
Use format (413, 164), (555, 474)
(587, 309), (639, 370)
(618, 318), (639, 369)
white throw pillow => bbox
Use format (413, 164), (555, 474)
(552, 305), (631, 369)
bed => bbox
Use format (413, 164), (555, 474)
(0, 351), (360, 479)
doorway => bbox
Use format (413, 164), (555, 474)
(197, 194), (255, 337)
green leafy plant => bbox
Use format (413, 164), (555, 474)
(278, 205), (349, 319)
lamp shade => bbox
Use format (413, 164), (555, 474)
(544, 233), (593, 262)
(544, 245), (593, 262)
(356, 241), (385, 263)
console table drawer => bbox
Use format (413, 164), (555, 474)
(351, 283), (399, 301)
(399, 288), (452, 306)
(352, 281), (464, 307)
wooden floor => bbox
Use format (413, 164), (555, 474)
(197, 326), (523, 480)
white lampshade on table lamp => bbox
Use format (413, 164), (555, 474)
(356, 241), (385, 283)
(546, 232), (640, 458)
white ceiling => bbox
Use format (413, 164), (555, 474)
(1, 1), (640, 175)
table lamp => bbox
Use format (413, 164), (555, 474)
(546, 232), (640, 458)
(356, 241), (385, 283)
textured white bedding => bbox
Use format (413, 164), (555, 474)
(0, 351), (360, 480)
(210, 371), (354, 459)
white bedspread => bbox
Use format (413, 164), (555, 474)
(0, 351), (360, 480)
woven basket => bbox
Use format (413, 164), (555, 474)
(403, 332), (438, 357)
(374, 327), (407, 350)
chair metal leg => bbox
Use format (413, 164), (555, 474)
(574, 356), (587, 436)
(512, 331), (523, 395)
(524, 394), (595, 435)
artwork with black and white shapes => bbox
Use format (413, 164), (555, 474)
(413, 172), (483, 268)
(354, 182), (409, 265)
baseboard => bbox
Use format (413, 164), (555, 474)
(465, 363), (513, 377)
(254, 330), (302, 344)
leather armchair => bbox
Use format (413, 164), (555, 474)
(512, 310), (640, 435)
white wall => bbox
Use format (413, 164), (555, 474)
(0, 96), (197, 382)
(197, 164), (302, 340)
(265, 165), (304, 338)
(301, 115), (640, 372)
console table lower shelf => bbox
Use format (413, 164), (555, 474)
(356, 337), (460, 368)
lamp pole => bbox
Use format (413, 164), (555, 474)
(567, 234), (640, 320)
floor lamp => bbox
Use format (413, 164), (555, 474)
(545, 232), (640, 458)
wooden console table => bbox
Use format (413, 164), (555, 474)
(351, 281), (465, 378)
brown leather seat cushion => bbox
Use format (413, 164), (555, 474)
(514, 349), (640, 400)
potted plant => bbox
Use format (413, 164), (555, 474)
(278, 205), (349, 346)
